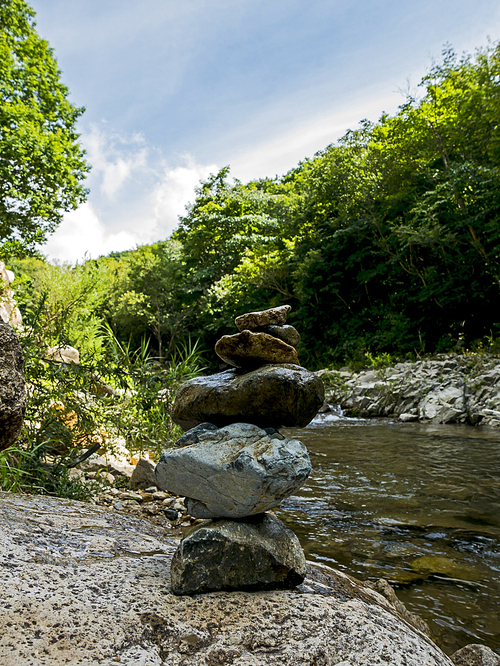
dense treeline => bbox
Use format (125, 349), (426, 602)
(10, 41), (500, 370)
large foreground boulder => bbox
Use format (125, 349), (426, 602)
(172, 363), (325, 430)
(155, 423), (311, 518)
(171, 513), (306, 594)
(0, 321), (26, 450)
(0, 492), (454, 666)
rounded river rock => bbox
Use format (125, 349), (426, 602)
(172, 363), (325, 431)
(235, 304), (291, 332)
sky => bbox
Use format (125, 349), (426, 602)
(29, 0), (500, 264)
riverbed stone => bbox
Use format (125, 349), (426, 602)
(254, 323), (301, 347)
(451, 644), (500, 665)
(0, 492), (455, 666)
(156, 422), (311, 518)
(215, 329), (300, 368)
(172, 363), (325, 430)
(171, 513), (307, 595)
(235, 304), (291, 331)
(319, 354), (500, 427)
(0, 321), (26, 450)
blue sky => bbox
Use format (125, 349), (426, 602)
(29, 0), (500, 263)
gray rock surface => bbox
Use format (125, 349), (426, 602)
(235, 304), (291, 331)
(254, 324), (301, 347)
(174, 421), (219, 446)
(171, 512), (307, 594)
(0, 321), (26, 450)
(319, 354), (500, 427)
(156, 423), (311, 518)
(451, 644), (500, 665)
(215, 329), (300, 368)
(130, 456), (157, 488)
(0, 491), (454, 666)
(172, 363), (325, 431)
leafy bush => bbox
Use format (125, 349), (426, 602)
(2, 305), (205, 498)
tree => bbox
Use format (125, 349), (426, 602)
(105, 241), (190, 358)
(0, 0), (89, 256)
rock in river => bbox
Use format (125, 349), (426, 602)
(155, 422), (311, 518)
(172, 363), (325, 431)
(170, 512), (307, 595)
(215, 329), (299, 368)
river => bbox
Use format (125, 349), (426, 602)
(278, 414), (500, 656)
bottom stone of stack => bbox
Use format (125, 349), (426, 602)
(170, 512), (306, 595)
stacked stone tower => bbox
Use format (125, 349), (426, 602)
(155, 305), (324, 595)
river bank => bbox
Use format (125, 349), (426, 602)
(317, 353), (500, 426)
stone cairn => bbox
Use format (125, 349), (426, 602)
(155, 305), (325, 595)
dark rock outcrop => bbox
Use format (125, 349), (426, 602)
(170, 512), (308, 595)
(0, 321), (26, 450)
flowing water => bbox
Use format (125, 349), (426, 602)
(278, 414), (500, 656)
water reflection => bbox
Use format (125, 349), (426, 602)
(279, 417), (500, 656)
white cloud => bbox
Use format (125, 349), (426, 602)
(151, 160), (218, 237)
(83, 125), (148, 199)
(43, 150), (219, 263)
(43, 203), (137, 264)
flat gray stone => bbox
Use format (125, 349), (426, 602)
(254, 324), (301, 347)
(172, 363), (325, 430)
(155, 423), (311, 518)
(235, 304), (291, 331)
(171, 513), (307, 595)
(0, 492), (454, 666)
(0, 321), (26, 450)
(215, 329), (299, 368)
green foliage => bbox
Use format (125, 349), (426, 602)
(0, 0), (89, 257)
(2, 280), (206, 497)
(166, 40), (500, 369)
(103, 240), (191, 357)
(9, 255), (124, 363)
(98, 324), (205, 456)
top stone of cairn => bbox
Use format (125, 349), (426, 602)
(235, 305), (291, 332)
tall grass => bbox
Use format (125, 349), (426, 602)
(3, 317), (206, 498)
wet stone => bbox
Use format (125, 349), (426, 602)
(170, 512), (307, 595)
(254, 324), (301, 348)
(172, 363), (325, 431)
